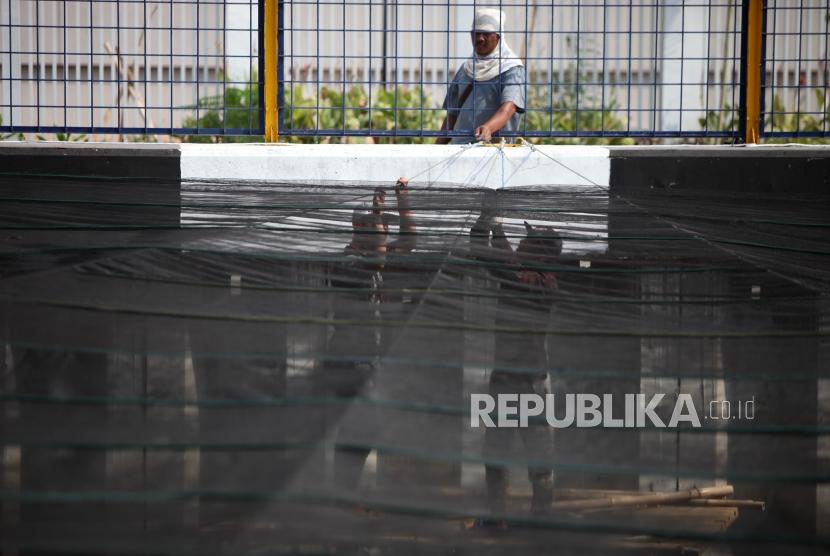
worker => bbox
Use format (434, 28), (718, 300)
(325, 178), (417, 490)
(437, 8), (526, 144)
(470, 192), (561, 523)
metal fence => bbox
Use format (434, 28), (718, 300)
(281, 0), (748, 141)
(0, 0), (260, 138)
(0, 1), (828, 142)
(763, 0), (830, 138)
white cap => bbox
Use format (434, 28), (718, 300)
(472, 8), (506, 34)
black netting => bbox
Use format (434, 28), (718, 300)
(1, 171), (828, 555)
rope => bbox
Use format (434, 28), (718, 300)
(3, 293), (827, 338)
(4, 392), (830, 427)
(505, 140), (829, 292)
(3, 488), (827, 545)
(403, 141), (486, 184)
(499, 137), (506, 189)
(517, 138), (609, 191)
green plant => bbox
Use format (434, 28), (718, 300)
(524, 78), (634, 145)
(763, 90), (830, 144)
(283, 83), (444, 144)
(0, 115), (25, 141)
(694, 91), (829, 145)
(1, 114), (88, 141)
(521, 33), (634, 145)
(127, 134), (158, 143)
(35, 131), (88, 142)
(180, 56), (634, 144)
(180, 72), (263, 143)
(698, 102), (738, 140)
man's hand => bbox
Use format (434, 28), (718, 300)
(395, 177), (411, 211)
(476, 101), (517, 143)
(475, 124), (495, 143)
(518, 270), (558, 290)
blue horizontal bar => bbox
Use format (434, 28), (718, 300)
(0, 51), (741, 62)
(0, 0), (745, 7)
(0, 52), (255, 60)
(277, 28), (746, 36)
(280, 129), (741, 139)
(282, 1), (741, 6)
(0, 126), (263, 135)
(1, 125), (742, 139)
(25, 0), (254, 4)
(762, 131), (830, 138)
(278, 80), (740, 87)
(280, 54), (738, 62)
(0, 24), (257, 32)
(0, 78), (258, 86)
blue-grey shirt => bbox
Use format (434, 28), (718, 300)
(442, 65), (526, 144)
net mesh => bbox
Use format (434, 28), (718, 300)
(1, 172), (828, 554)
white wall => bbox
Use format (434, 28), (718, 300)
(180, 143), (610, 189)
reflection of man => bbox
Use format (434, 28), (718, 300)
(470, 195), (561, 521)
(437, 8), (526, 144)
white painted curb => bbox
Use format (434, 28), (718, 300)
(180, 143), (610, 189)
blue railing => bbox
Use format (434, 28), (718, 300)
(762, 0), (830, 138)
(0, 0), (262, 138)
(280, 0), (748, 141)
(0, 1), (828, 142)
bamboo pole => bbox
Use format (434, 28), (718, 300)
(552, 485), (734, 512)
(687, 498), (765, 511)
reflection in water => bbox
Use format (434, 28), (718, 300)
(0, 176), (827, 554)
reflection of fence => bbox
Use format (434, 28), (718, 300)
(0, 1), (828, 141)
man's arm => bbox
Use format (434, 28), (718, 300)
(389, 178), (416, 254)
(475, 101), (517, 142)
(470, 190), (513, 263)
(435, 113), (458, 145)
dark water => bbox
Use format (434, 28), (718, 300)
(0, 176), (828, 555)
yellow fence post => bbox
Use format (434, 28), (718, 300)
(745, 0), (763, 144)
(264, 0), (279, 142)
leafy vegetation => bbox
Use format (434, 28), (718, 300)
(181, 73), (633, 144)
(1, 114), (89, 142)
(524, 80), (634, 145)
(180, 74), (263, 143)
(283, 84), (443, 144)
(698, 102), (738, 140)
(0, 115), (25, 141)
(35, 131), (88, 142)
(764, 90), (829, 143)
(696, 90), (830, 144)
(179, 73), (444, 144)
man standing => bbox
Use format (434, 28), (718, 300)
(437, 8), (526, 144)
(470, 204), (559, 521)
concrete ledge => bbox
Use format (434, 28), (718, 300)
(609, 145), (830, 195)
(0, 141), (181, 180)
(179, 143), (611, 189)
(2, 142), (828, 195)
